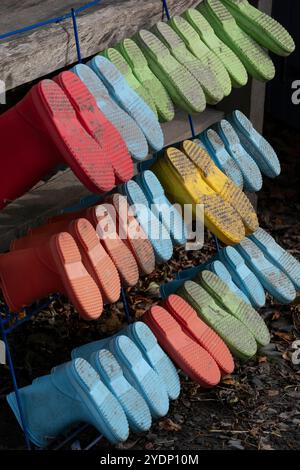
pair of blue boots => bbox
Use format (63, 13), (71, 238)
(122, 170), (188, 263)
(7, 322), (180, 448)
(200, 110), (281, 192)
(161, 228), (300, 307)
(71, 60), (164, 161)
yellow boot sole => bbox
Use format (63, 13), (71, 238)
(181, 140), (258, 234)
(152, 148), (245, 245)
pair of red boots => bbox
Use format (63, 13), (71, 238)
(144, 295), (235, 386)
(0, 71), (133, 210)
(0, 194), (155, 320)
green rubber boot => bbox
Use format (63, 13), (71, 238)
(101, 48), (157, 116)
(221, 0), (295, 57)
(169, 15), (232, 97)
(152, 21), (223, 105)
(197, 270), (270, 347)
(198, 0), (275, 82)
(178, 280), (257, 360)
(183, 8), (248, 88)
(136, 29), (206, 114)
(117, 38), (174, 122)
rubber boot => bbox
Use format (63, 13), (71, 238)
(49, 205), (140, 287)
(54, 71), (133, 184)
(0, 79), (115, 210)
(124, 322), (181, 401)
(72, 334), (170, 419)
(11, 218), (121, 305)
(89, 349), (152, 433)
(105, 193), (156, 275)
(0, 232), (103, 319)
(7, 358), (129, 447)
(48, 196), (156, 276)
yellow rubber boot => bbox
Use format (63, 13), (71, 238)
(181, 140), (258, 234)
(152, 148), (245, 245)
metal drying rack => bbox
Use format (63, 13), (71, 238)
(0, 0), (220, 450)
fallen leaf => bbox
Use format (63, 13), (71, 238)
(222, 377), (236, 386)
(116, 439), (139, 449)
(272, 311), (281, 321)
(282, 351), (291, 361)
(258, 356), (268, 363)
(274, 331), (294, 342)
(267, 390), (279, 397)
(159, 418), (182, 432)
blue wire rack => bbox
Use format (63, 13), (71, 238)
(0, 0), (133, 450)
(0, 0), (221, 451)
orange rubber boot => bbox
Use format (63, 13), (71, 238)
(106, 193), (155, 276)
(89, 204), (139, 287)
(11, 219), (120, 304)
(0, 232), (103, 320)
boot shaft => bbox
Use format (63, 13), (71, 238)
(0, 88), (62, 209)
(0, 242), (61, 311)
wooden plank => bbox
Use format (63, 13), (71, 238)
(0, 0), (200, 91)
(0, 107), (223, 251)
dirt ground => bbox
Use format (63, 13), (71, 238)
(0, 116), (299, 450)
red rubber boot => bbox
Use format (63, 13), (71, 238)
(106, 193), (155, 275)
(164, 295), (235, 376)
(143, 305), (221, 387)
(0, 79), (115, 209)
(11, 218), (121, 304)
(0, 232), (103, 320)
(54, 71), (133, 184)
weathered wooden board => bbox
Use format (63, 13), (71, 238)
(0, 0), (200, 91)
(0, 107), (223, 251)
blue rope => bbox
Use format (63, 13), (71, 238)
(162, 0), (171, 20)
(71, 8), (82, 63)
(0, 0), (100, 40)
(188, 114), (196, 138)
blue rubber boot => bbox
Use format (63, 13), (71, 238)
(109, 335), (170, 419)
(124, 322), (181, 400)
(72, 338), (110, 361)
(72, 335), (169, 420)
(71, 64), (148, 162)
(135, 171), (188, 245)
(236, 238), (296, 304)
(200, 128), (244, 189)
(219, 246), (266, 308)
(6, 359), (128, 448)
(214, 120), (263, 192)
(250, 228), (300, 291)
(123, 180), (173, 263)
(88, 56), (164, 151)
(227, 110), (281, 178)
(209, 260), (251, 304)
(89, 349), (152, 433)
